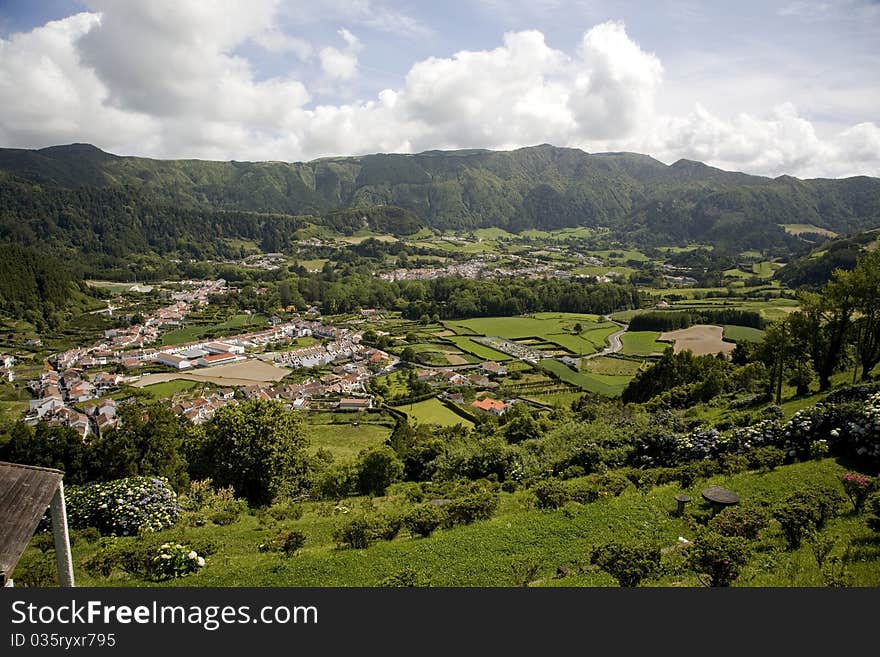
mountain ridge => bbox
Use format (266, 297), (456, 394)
(0, 142), (878, 252)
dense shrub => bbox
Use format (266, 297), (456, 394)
(442, 491), (499, 528)
(379, 568), (431, 587)
(747, 446), (785, 472)
(259, 530), (306, 557)
(403, 504), (444, 537)
(532, 480), (569, 510)
(866, 493), (880, 532)
(333, 517), (373, 549)
(66, 477), (180, 536)
(709, 505), (770, 540)
(686, 531), (751, 587)
(590, 542), (661, 587)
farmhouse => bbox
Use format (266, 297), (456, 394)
(471, 397), (507, 416)
(155, 353), (192, 369)
(337, 397), (372, 411)
(481, 361), (507, 376)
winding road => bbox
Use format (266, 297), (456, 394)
(579, 315), (627, 361)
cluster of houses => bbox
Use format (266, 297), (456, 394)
(53, 280), (232, 371)
(26, 369), (122, 438)
(414, 361), (507, 389)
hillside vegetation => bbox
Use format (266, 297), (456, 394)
(2, 144), (879, 254)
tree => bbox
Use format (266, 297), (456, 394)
(788, 286), (854, 391)
(400, 346), (417, 363)
(591, 542), (661, 587)
(404, 504), (444, 537)
(841, 250), (880, 380)
(192, 399), (310, 505)
(91, 403), (194, 490)
(356, 446), (404, 496)
(686, 531), (750, 587)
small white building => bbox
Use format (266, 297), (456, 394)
(155, 353), (192, 369)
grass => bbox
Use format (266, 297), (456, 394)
(141, 379), (201, 399)
(306, 420), (393, 461)
(445, 336), (513, 361)
(393, 397), (474, 428)
(781, 224), (837, 237)
(539, 359), (630, 396)
(620, 331), (666, 355)
(581, 356), (644, 377)
(0, 400), (28, 424)
(723, 325), (766, 343)
(446, 313), (602, 339)
(59, 457), (876, 588)
(160, 313), (265, 346)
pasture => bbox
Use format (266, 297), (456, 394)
(620, 331), (666, 355)
(444, 313), (615, 357)
(539, 359), (630, 396)
(393, 397), (474, 428)
(305, 415), (394, 461)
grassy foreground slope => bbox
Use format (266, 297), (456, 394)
(63, 458), (878, 587)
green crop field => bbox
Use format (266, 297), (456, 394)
(445, 313), (603, 339)
(620, 331), (667, 355)
(393, 397), (474, 428)
(581, 356), (644, 377)
(752, 261), (775, 277)
(539, 359), (630, 396)
(445, 336), (512, 361)
(723, 325), (766, 342)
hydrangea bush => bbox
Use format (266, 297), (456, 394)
(151, 543), (206, 580)
(658, 391), (880, 469)
(66, 477), (181, 536)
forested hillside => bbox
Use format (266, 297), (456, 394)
(1, 143), (878, 253)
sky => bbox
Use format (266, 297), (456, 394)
(0, 0), (878, 178)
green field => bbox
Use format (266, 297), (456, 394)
(539, 359), (630, 396)
(445, 336), (513, 361)
(446, 313), (602, 339)
(444, 314), (613, 357)
(141, 379), (201, 399)
(393, 397), (474, 428)
(723, 325), (766, 342)
(581, 356), (644, 377)
(0, 400), (28, 424)
(306, 420), (393, 461)
(620, 331), (667, 355)
(161, 314), (265, 346)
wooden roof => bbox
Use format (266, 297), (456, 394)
(0, 461), (64, 585)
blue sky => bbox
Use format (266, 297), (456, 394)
(0, 1), (878, 177)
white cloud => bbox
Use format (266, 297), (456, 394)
(0, 6), (877, 178)
(320, 47), (358, 80)
(319, 28), (361, 81)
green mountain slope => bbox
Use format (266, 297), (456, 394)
(1, 143), (879, 252)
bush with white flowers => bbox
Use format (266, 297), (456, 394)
(151, 543), (206, 580)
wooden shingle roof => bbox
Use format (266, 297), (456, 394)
(0, 461), (64, 585)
